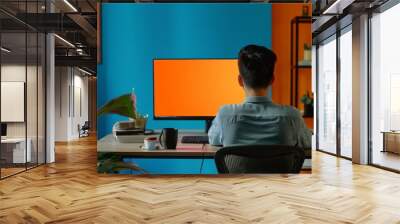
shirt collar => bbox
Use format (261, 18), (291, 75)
(244, 96), (272, 104)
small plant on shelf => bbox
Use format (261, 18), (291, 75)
(300, 91), (314, 117)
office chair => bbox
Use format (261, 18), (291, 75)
(214, 145), (305, 174)
(78, 121), (90, 138)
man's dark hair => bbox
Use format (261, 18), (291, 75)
(238, 45), (277, 89)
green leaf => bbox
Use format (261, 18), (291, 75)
(97, 94), (136, 118)
(97, 153), (147, 174)
(300, 92), (313, 105)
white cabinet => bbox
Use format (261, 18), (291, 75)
(1, 138), (32, 163)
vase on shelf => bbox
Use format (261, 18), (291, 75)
(303, 104), (314, 117)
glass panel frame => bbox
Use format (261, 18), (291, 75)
(370, 3), (400, 172)
(317, 34), (337, 155)
(339, 26), (353, 159)
(0, 1), (47, 179)
(0, 29), (28, 178)
(315, 23), (353, 160)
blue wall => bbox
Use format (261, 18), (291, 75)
(98, 3), (272, 138)
(122, 158), (218, 175)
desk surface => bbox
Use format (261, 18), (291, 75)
(98, 134), (311, 170)
(1, 138), (27, 144)
(98, 133), (311, 159)
(381, 131), (400, 134)
(98, 134), (217, 157)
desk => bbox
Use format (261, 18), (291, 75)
(1, 138), (31, 165)
(98, 133), (311, 174)
(99, 134), (217, 157)
(381, 131), (400, 154)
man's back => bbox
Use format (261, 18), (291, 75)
(208, 96), (311, 148)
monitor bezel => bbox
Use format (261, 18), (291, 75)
(152, 58), (237, 120)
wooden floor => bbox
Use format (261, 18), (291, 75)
(1, 135), (400, 223)
(0, 167), (26, 178)
(1, 164), (45, 178)
(372, 150), (400, 171)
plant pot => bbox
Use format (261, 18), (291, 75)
(135, 117), (147, 130)
(303, 104), (313, 117)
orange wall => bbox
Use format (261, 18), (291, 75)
(271, 4), (312, 107)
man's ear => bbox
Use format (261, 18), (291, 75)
(238, 75), (244, 87)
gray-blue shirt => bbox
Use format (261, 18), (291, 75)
(208, 96), (311, 148)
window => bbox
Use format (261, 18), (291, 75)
(339, 28), (352, 158)
(317, 36), (337, 154)
(370, 3), (400, 171)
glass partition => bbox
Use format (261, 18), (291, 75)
(38, 32), (46, 165)
(339, 28), (352, 158)
(1, 31), (28, 177)
(370, 3), (400, 171)
(0, 1), (46, 179)
(27, 31), (38, 169)
(317, 35), (337, 154)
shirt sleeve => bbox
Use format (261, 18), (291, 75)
(208, 113), (223, 146)
(296, 116), (312, 149)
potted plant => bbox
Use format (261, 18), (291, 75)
(98, 89), (137, 120)
(97, 89), (147, 174)
(97, 89), (148, 129)
(97, 152), (146, 174)
(300, 91), (314, 117)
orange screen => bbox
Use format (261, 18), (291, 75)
(154, 59), (245, 117)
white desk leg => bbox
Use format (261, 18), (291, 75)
(12, 140), (32, 164)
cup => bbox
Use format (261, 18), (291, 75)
(143, 137), (158, 150)
(159, 128), (178, 149)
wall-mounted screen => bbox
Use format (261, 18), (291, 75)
(1, 82), (25, 122)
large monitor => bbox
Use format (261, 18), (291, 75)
(153, 59), (245, 120)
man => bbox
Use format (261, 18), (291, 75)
(208, 44), (311, 149)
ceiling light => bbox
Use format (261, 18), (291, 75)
(78, 67), (93, 76)
(323, 0), (354, 15)
(1, 47), (11, 53)
(63, 0), (78, 12)
(323, 0), (341, 14)
(54, 34), (75, 48)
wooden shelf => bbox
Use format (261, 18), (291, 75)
(292, 65), (311, 69)
(290, 16), (312, 107)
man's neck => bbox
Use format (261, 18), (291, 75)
(244, 88), (268, 97)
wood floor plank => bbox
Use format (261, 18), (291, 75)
(0, 135), (400, 223)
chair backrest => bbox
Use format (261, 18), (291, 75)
(82, 121), (90, 129)
(214, 145), (305, 174)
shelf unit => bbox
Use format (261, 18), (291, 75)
(290, 16), (312, 108)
